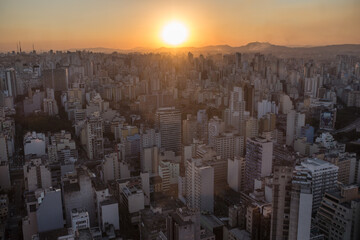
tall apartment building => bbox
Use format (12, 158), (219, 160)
(42, 68), (69, 91)
(186, 158), (214, 213)
(166, 208), (201, 240)
(227, 157), (246, 192)
(0, 134), (8, 162)
(140, 128), (161, 173)
(155, 107), (181, 154)
(208, 116), (225, 147)
(23, 158), (52, 192)
(293, 158), (338, 213)
(62, 169), (96, 227)
(225, 87), (246, 133)
(196, 109), (208, 143)
(0, 162), (11, 191)
(270, 166), (313, 240)
(245, 117), (259, 140)
(102, 152), (130, 182)
(214, 132), (244, 160)
(323, 152), (359, 185)
(183, 114), (198, 145)
(43, 88), (59, 116)
(47, 130), (78, 163)
(245, 137), (273, 192)
(316, 184), (360, 240)
(22, 188), (64, 240)
(158, 159), (180, 192)
(84, 112), (104, 160)
(286, 110), (305, 146)
(3, 68), (17, 97)
(71, 208), (90, 231)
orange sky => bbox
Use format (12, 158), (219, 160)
(0, 0), (359, 51)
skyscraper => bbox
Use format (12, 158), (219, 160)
(293, 158), (338, 213)
(43, 68), (69, 92)
(270, 166), (313, 240)
(186, 158), (214, 213)
(245, 137), (273, 192)
(214, 132), (244, 160)
(286, 110), (305, 146)
(85, 112), (104, 160)
(316, 184), (360, 240)
(235, 52), (242, 69)
(155, 107), (182, 154)
(271, 166), (293, 240)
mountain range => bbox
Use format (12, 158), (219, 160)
(69, 42), (360, 58)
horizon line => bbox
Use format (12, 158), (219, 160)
(2, 41), (360, 54)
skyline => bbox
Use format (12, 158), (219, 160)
(1, 0), (360, 52)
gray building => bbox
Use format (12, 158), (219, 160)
(36, 188), (64, 233)
(155, 107), (182, 155)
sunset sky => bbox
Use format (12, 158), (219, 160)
(0, 0), (359, 52)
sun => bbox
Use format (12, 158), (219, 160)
(161, 21), (188, 46)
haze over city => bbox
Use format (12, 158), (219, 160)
(1, 1), (360, 240)
(1, 0), (360, 51)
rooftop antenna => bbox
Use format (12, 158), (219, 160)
(19, 41), (22, 53)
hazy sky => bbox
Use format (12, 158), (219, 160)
(0, 0), (359, 51)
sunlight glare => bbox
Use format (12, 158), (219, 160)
(161, 21), (188, 46)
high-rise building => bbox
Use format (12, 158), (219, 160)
(22, 188), (64, 240)
(155, 107), (182, 154)
(71, 208), (90, 231)
(245, 117), (259, 140)
(270, 166), (293, 240)
(47, 130), (78, 163)
(316, 184), (360, 240)
(288, 180), (313, 240)
(286, 110), (305, 146)
(102, 152), (130, 182)
(0, 162), (11, 191)
(3, 68), (17, 97)
(245, 137), (273, 192)
(23, 158), (52, 192)
(235, 52), (242, 69)
(0, 134), (8, 162)
(166, 208), (201, 240)
(270, 166), (313, 240)
(227, 87), (246, 133)
(183, 114), (198, 145)
(43, 68), (69, 91)
(62, 169), (97, 227)
(214, 132), (244, 160)
(196, 109), (208, 143)
(208, 116), (225, 147)
(43, 88), (59, 116)
(293, 158), (338, 213)
(227, 157), (246, 192)
(186, 158), (214, 213)
(140, 128), (161, 173)
(85, 112), (104, 160)
(243, 83), (255, 117)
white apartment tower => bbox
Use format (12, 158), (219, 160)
(293, 158), (338, 213)
(286, 110), (305, 146)
(245, 137), (273, 192)
(186, 158), (214, 213)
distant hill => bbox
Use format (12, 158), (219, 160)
(67, 42), (360, 58)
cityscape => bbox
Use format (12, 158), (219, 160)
(0, 0), (360, 240)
